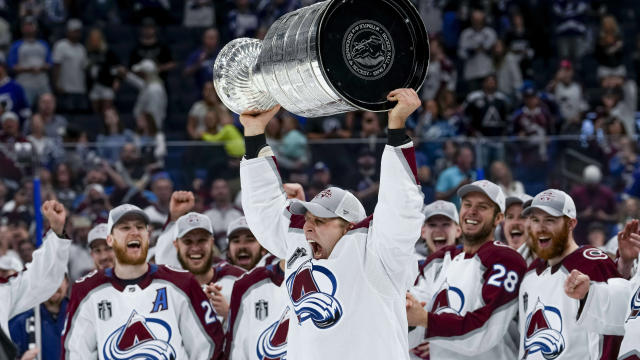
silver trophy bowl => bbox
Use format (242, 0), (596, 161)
(214, 0), (429, 118)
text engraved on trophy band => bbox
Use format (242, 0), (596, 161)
(342, 20), (394, 80)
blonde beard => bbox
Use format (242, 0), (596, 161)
(113, 239), (148, 265)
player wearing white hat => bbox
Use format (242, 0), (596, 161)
(87, 223), (115, 270)
(239, 89), (424, 359)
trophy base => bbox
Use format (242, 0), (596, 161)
(213, 38), (278, 115)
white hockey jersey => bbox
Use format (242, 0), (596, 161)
(225, 262), (288, 360)
(208, 260), (246, 324)
(0, 231), (70, 335)
(61, 264), (225, 359)
(518, 246), (622, 360)
(576, 254), (640, 359)
(410, 241), (527, 359)
(240, 144), (424, 359)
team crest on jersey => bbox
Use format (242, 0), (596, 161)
(257, 306), (290, 360)
(103, 310), (177, 359)
(627, 285), (640, 322)
(522, 299), (565, 359)
(430, 281), (465, 315)
(286, 260), (342, 329)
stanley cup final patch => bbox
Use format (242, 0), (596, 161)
(342, 20), (395, 80)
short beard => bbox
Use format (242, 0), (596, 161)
(178, 251), (213, 275)
(530, 221), (570, 261)
(113, 240), (148, 266)
(463, 215), (496, 246)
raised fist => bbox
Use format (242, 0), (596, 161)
(239, 105), (281, 136)
(170, 191), (195, 222)
(564, 269), (590, 300)
(42, 200), (66, 236)
(387, 88), (421, 129)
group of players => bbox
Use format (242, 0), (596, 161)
(2, 88), (640, 359)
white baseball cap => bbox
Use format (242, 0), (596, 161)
(227, 217), (251, 238)
(176, 212), (213, 238)
(505, 194), (534, 211)
(522, 189), (577, 219)
(423, 200), (459, 224)
(87, 223), (109, 247)
(458, 180), (506, 213)
(132, 59), (157, 74)
(290, 187), (366, 223)
(107, 204), (150, 234)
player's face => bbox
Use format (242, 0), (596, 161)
(528, 209), (571, 261)
(460, 193), (502, 245)
(422, 215), (460, 253)
(90, 239), (115, 270)
(108, 217), (149, 266)
(228, 230), (263, 270)
(504, 204), (529, 250)
(175, 229), (215, 275)
(303, 212), (350, 260)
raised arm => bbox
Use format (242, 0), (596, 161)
(154, 191), (195, 268)
(369, 89), (425, 292)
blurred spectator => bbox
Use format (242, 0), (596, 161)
(114, 142), (147, 188)
(492, 39), (523, 100)
(599, 81), (637, 136)
(432, 139), (458, 176)
(0, 55), (30, 121)
(183, 0), (215, 27)
(186, 81), (226, 140)
(435, 144), (476, 205)
(256, 0), (297, 29)
(0, 181), (7, 210)
(351, 111), (385, 155)
(570, 164), (617, 244)
(311, 161), (332, 190)
(122, 59), (167, 130)
(0, 224), (20, 265)
(226, 0), (259, 39)
(306, 114), (351, 140)
(85, 28), (121, 114)
(25, 113), (65, 166)
(66, 214), (95, 280)
(306, 113), (353, 185)
(0, 112), (25, 146)
(348, 148), (379, 214)
(552, 0), (588, 63)
(52, 19), (89, 113)
(204, 178), (243, 250)
(9, 276), (68, 360)
(462, 74), (510, 137)
(457, 8), (497, 88)
(17, 239), (34, 265)
(586, 221), (608, 249)
(201, 110), (245, 158)
(130, 0), (172, 25)
(128, 17), (175, 79)
(96, 108), (135, 163)
(7, 16), (52, 106)
(184, 28), (220, 93)
(609, 137), (639, 191)
(595, 15), (624, 78)
(22, 93), (66, 142)
(546, 60), (587, 124)
(420, 37), (456, 102)
(413, 99), (456, 164)
(617, 197), (640, 232)
(83, 0), (121, 25)
(504, 12), (534, 79)
(489, 161), (524, 197)
(415, 0), (443, 35)
(272, 112), (308, 172)
(0, 16), (11, 55)
(143, 172), (173, 225)
(511, 85), (554, 161)
(134, 112), (166, 165)
(52, 162), (78, 210)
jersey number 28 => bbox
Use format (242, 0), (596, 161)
(487, 264), (519, 293)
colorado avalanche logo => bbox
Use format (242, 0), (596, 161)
(103, 310), (176, 360)
(522, 299), (565, 359)
(286, 260), (342, 329)
(430, 282), (465, 315)
(256, 307), (290, 360)
(627, 285), (640, 322)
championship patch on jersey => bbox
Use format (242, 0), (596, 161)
(522, 298), (565, 359)
(255, 299), (269, 320)
(627, 285), (640, 322)
(286, 260), (342, 329)
(98, 300), (112, 321)
(430, 281), (465, 315)
(256, 306), (290, 360)
(103, 310), (177, 359)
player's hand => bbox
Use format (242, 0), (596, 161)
(20, 349), (39, 360)
(205, 283), (229, 320)
(564, 269), (590, 300)
(387, 88), (421, 129)
(42, 200), (66, 236)
(170, 191), (195, 222)
(240, 105), (281, 136)
(406, 292), (428, 327)
(618, 219), (640, 262)
(411, 341), (430, 359)
(283, 183), (305, 201)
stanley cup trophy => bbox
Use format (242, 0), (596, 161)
(213, 0), (429, 118)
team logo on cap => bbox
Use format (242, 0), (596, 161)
(627, 285), (640, 321)
(103, 310), (176, 359)
(257, 306), (289, 360)
(186, 213), (202, 225)
(286, 260), (342, 329)
(343, 20), (394, 80)
(522, 299), (565, 359)
(538, 191), (556, 202)
(430, 281), (465, 316)
(317, 189), (332, 199)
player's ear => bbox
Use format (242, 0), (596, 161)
(173, 239), (178, 250)
(106, 234), (113, 247)
(567, 218), (578, 231)
(455, 225), (462, 238)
